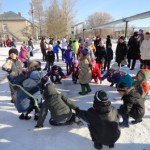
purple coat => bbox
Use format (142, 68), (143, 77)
(101, 71), (121, 84)
(19, 46), (28, 62)
(63, 49), (75, 63)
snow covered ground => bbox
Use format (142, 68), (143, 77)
(0, 44), (150, 150)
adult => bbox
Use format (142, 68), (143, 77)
(94, 35), (101, 51)
(127, 32), (140, 70)
(140, 32), (150, 68)
(115, 36), (127, 67)
(139, 29), (144, 45)
(106, 35), (111, 49)
(61, 38), (68, 61)
(40, 37), (47, 61)
(28, 38), (34, 52)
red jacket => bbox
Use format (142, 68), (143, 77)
(92, 63), (102, 79)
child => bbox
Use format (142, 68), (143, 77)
(104, 43), (113, 71)
(132, 68), (150, 101)
(63, 44), (75, 74)
(95, 41), (106, 73)
(43, 44), (55, 72)
(53, 41), (61, 62)
(2, 48), (23, 103)
(75, 90), (120, 149)
(101, 63), (121, 87)
(91, 60), (102, 84)
(78, 49), (92, 95)
(47, 65), (65, 84)
(117, 83), (145, 127)
(71, 60), (80, 84)
(118, 66), (134, 88)
(35, 83), (83, 127)
(77, 42), (84, 59)
(18, 41), (28, 68)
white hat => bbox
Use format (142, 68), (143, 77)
(120, 66), (129, 74)
(111, 63), (120, 70)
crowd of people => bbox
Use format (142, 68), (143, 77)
(2, 29), (150, 150)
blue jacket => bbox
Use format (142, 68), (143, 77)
(118, 74), (134, 88)
(53, 44), (61, 54)
(63, 49), (75, 63)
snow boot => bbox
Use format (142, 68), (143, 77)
(110, 83), (114, 87)
(131, 119), (142, 124)
(94, 142), (102, 150)
(85, 84), (91, 93)
(19, 113), (31, 120)
(78, 85), (86, 95)
(109, 144), (115, 148)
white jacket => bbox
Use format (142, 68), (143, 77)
(62, 38), (68, 49)
(140, 39), (150, 60)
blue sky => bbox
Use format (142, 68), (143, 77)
(1, 0), (150, 27)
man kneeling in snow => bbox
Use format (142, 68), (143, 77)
(35, 83), (83, 128)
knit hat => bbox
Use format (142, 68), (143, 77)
(74, 60), (79, 64)
(9, 48), (18, 56)
(94, 90), (109, 102)
(81, 49), (88, 56)
(30, 71), (41, 80)
(111, 62), (120, 70)
(96, 35), (100, 39)
(117, 82), (128, 92)
(120, 66), (128, 75)
(85, 38), (92, 45)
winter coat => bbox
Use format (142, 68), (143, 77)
(40, 41), (47, 55)
(62, 38), (68, 50)
(127, 37), (140, 60)
(106, 38), (111, 49)
(106, 48), (113, 61)
(115, 42), (127, 63)
(2, 57), (23, 77)
(19, 45), (28, 62)
(79, 56), (92, 84)
(132, 69), (150, 100)
(84, 46), (95, 60)
(36, 83), (77, 126)
(118, 74), (134, 88)
(92, 63), (101, 79)
(94, 39), (101, 50)
(95, 46), (106, 63)
(8, 71), (42, 113)
(63, 49), (75, 63)
(53, 44), (61, 54)
(72, 41), (79, 54)
(118, 89), (145, 120)
(71, 65), (79, 76)
(101, 71), (121, 84)
(47, 66), (64, 78)
(77, 45), (84, 56)
(140, 39), (150, 60)
(45, 51), (55, 63)
(76, 101), (120, 146)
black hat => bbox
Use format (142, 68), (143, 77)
(53, 65), (58, 70)
(117, 82), (128, 92)
(133, 32), (139, 37)
(9, 48), (18, 56)
(119, 36), (125, 40)
(81, 49), (88, 56)
(94, 90), (109, 102)
(108, 43), (112, 46)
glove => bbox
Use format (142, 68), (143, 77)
(35, 125), (43, 128)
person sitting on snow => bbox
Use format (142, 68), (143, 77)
(75, 90), (120, 150)
(117, 83), (145, 127)
(35, 83), (84, 128)
(101, 62), (121, 87)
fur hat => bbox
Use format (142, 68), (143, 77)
(9, 48), (18, 56)
(117, 82), (128, 92)
(81, 49), (88, 56)
(94, 90), (109, 102)
(111, 63), (119, 70)
(120, 66), (128, 75)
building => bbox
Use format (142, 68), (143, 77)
(0, 11), (38, 41)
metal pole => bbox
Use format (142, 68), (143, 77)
(125, 21), (128, 39)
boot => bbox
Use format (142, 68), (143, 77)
(85, 84), (91, 93)
(131, 118), (142, 124)
(78, 85), (86, 95)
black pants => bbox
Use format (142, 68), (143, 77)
(128, 59), (136, 70)
(55, 53), (59, 62)
(104, 59), (111, 71)
(61, 49), (66, 61)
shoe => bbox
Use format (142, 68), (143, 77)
(10, 100), (14, 103)
(19, 113), (31, 120)
(94, 143), (102, 150)
(119, 122), (129, 128)
(109, 144), (115, 148)
(76, 120), (84, 128)
(19, 113), (25, 120)
(35, 125), (44, 128)
(34, 114), (39, 121)
(110, 83), (114, 87)
(73, 81), (77, 84)
(86, 89), (92, 93)
(78, 92), (86, 95)
(131, 119), (142, 124)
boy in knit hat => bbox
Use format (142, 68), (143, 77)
(2, 48), (23, 103)
(78, 49), (92, 95)
(75, 90), (120, 149)
(117, 83), (145, 127)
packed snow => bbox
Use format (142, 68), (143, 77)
(0, 44), (150, 150)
